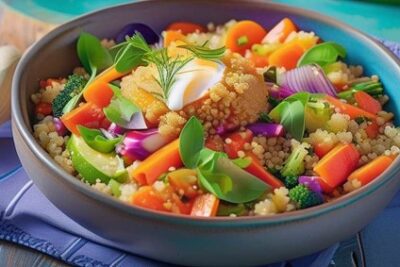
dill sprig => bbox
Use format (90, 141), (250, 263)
(114, 32), (226, 101)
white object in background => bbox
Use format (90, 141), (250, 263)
(0, 45), (21, 125)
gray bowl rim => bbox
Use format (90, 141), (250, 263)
(12, 0), (400, 227)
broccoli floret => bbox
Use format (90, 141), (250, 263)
(289, 184), (323, 209)
(52, 74), (87, 117)
(284, 176), (298, 189)
(281, 143), (309, 177)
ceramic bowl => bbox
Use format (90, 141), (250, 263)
(11, 0), (400, 266)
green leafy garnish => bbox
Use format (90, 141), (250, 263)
(179, 116), (205, 168)
(103, 85), (140, 127)
(178, 44), (226, 61)
(297, 41), (346, 67)
(78, 125), (122, 153)
(232, 157), (252, 168)
(179, 117), (270, 203)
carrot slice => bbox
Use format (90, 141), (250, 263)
(246, 52), (269, 68)
(324, 95), (377, 120)
(83, 66), (128, 107)
(313, 142), (335, 159)
(131, 186), (168, 212)
(245, 152), (284, 188)
(61, 102), (110, 136)
(314, 143), (360, 192)
(263, 18), (297, 44)
(365, 120), (379, 139)
(354, 91), (382, 114)
(347, 155), (394, 186)
(190, 193), (220, 217)
(167, 22), (206, 34)
(225, 20), (267, 56)
(163, 30), (186, 47)
(268, 42), (304, 70)
(130, 139), (183, 185)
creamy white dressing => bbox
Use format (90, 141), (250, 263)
(167, 58), (225, 110)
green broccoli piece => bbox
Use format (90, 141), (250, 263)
(284, 176), (298, 189)
(289, 184), (323, 209)
(52, 74), (87, 117)
(281, 143), (309, 177)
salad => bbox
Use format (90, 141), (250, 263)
(31, 18), (399, 217)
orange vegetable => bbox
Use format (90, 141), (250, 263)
(83, 67), (127, 107)
(313, 142), (335, 159)
(263, 18), (297, 44)
(61, 102), (110, 136)
(324, 95), (377, 120)
(223, 130), (253, 159)
(131, 186), (168, 212)
(168, 169), (199, 199)
(190, 193), (220, 217)
(314, 143), (360, 192)
(245, 152), (284, 188)
(35, 102), (52, 116)
(365, 120), (379, 139)
(167, 22), (206, 34)
(354, 91), (382, 114)
(130, 139), (183, 185)
(268, 42), (305, 70)
(225, 20), (267, 56)
(348, 155), (394, 186)
(246, 52), (269, 68)
(163, 30), (186, 47)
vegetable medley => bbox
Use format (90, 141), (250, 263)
(31, 18), (400, 217)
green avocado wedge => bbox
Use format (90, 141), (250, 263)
(67, 134), (127, 184)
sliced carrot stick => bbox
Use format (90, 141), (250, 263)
(354, 91), (382, 114)
(130, 139), (183, 185)
(83, 66), (128, 107)
(167, 22), (206, 34)
(314, 143), (360, 192)
(268, 42), (304, 70)
(245, 152), (284, 188)
(225, 20), (267, 56)
(190, 193), (220, 217)
(163, 30), (186, 47)
(131, 186), (168, 212)
(313, 142), (335, 159)
(324, 95), (377, 120)
(61, 102), (110, 135)
(348, 155), (394, 186)
(263, 18), (297, 44)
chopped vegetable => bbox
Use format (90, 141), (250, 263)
(268, 42), (304, 70)
(298, 176), (322, 193)
(190, 193), (220, 217)
(108, 179), (121, 197)
(354, 91), (382, 114)
(245, 153), (284, 188)
(314, 143), (360, 192)
(246, 123), (285, 137)
(283, 175), (298, 189)
(130, 139), (182, 185)
(168, 169), (198, 199)
(115, 23), (159, 44)
(52, 74), (87, 117)
(313, 142), (335, 158)
(35, 102), (52, 116)
(163, 30), (186, 47)
(262, 18), (297, 44)
(324, 95), (377, 120)
(289, 184), (323, 209)
(281, 143), (309, 177)
(297, 41), (346, 67)
(78, 125), (122, 153)
(304, 100), (333, 132)
(365, 120), (379, 139)
(337, 80), (383, 100)
(246, 52), (268, 68)
(131, 186), (169, 212)
(53, 118), (67, 136)
(225, 20), (267, 55)
(223, 130), (253, 159)
(167, 22), (206, 34)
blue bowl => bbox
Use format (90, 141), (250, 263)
(11, 0), (400, 265)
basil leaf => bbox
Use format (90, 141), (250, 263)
(198, 148), (228, 170)
(269, 101), (289, 122)
(179, 117), (205, 168)
(78, 125), (123, 153)
(115, 44), (148, 73)
(280, 100), (305, 140)
(198, 157), (269, 204)
(232, 157), (252, 168)
(77, 32), (113, 74)
(285, 92), (310, 106)
(103, 85), (140, 126)
(298, 42), (346, 67)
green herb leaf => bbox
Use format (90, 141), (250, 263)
(78, 125), (123, 153)
(298, 41), (346, 67)
(232, 157), (252, 168)
(280, 100), (305, 140)
(178, 44), (226, 61)
(198, 157), (269, 204)
(77, 32), (113, 74)
(269, 101), (290, 122)
(179, 116), (205, 168)
(103, 85), (140, 127)
(115, 44), (148, 73)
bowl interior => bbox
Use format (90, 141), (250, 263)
(13, 0), (400, 224)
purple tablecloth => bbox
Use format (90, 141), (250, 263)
(1, 40), (399, 266)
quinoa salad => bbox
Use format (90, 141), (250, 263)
(31, 19), (399, 217)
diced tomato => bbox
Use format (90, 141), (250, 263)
(354, 91), (382, 115)
(313, 142), (335, 158)
(190, 193), (219, 217)
(205, 136), (224, 152)
(365, 120), (379, 139)
(35, 102), (52, 116)
(131, 186), (169, 212)
(223, 130), (253, 159)
(168, 169), (199, 199)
